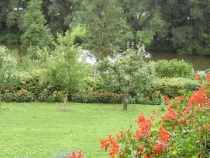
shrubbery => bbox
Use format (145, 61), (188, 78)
(155, 59), (194, 78)
(72, 91), (121, 103)
(148, 77), (200, 98)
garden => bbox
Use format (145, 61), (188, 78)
(0, 24), (209, 158)
(1, 1), (210, 157)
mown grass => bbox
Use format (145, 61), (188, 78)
(0, 103), (161, 158)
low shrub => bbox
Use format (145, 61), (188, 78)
(155, 59), (194, 78)
(148, 77), (200, 98)
(3, 88), (34, 102)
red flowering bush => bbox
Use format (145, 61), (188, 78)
(100, 73), (210, 157)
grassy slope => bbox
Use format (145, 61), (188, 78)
(0, 103), (160, 158)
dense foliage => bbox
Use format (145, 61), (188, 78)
(1, 0), (210, 55)
(155, 59), (194, 78)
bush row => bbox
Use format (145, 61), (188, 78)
(0, 57), (200, 104)
(1, 77), (200, 104)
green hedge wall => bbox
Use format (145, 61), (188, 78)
(0, 69), (200, 104)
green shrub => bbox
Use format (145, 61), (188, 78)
(13, 88), (34, 102)
(37, 91), (49, 102)
(148, 77), (200, 98)
(71, 91), (121, 103)
(155, 59), (194, 78)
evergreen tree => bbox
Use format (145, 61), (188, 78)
(21, 0), (53, 50)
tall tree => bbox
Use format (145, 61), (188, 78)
(156, 0), (210, 55)
(47, 0), (81, 35)
(73, 0), (133, 59)
(21, 0), (54, 50)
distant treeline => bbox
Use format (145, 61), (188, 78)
(1, 0), (210, 56)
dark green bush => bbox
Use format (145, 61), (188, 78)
(155, 59), (194, 78)
(0, 29), (20, 44)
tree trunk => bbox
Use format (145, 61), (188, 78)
(0, 89), (1, 111)
(122, 92), (128, 110)
(62, 90), (69, 111)
(64, 90), (68, 104)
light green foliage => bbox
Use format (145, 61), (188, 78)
(155, 59), (194, 78)
(20, 0), (54, 50)
(149, 77), (200, 98)
(46, 30), (90, 103)
(97, 44), (155, 110)
(71, 25), (86, 45)
(0, 46), (17, 108)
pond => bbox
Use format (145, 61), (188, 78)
(1, 43), (210, 71)
(147, 51), (210, 71)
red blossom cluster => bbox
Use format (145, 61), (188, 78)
(100, 135), (119, 158)
(66, 150), (83, 158)
(135, 113), (153, 140)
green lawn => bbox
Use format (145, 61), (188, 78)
(0, 103), (160, 158)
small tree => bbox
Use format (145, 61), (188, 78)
(46, 30), (90, 109)
(97, 44), (154, 110)
(0, 46), (17, 110)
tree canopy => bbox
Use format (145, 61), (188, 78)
(1, 0), (210, 56)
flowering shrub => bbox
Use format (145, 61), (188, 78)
(3, 88), (34, 102)
(100, 74), (210, 157)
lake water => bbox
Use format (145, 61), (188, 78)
(147, 51), (210, 71)
(1, 43), (210, 71)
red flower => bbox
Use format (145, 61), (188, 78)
(158, 127), (170, 143)
(100, 139), (110, 149)
(163, 108), (178, 120)
(194, 73), (201, 80)
(164, 96), (171, 106)
(153, 142), (165, 154)
(135, 113), (152, 140)
(206, 73), (210, 82)
(136, 113), (146, 125)
(180, 117), (187, 124)
(116, 130), (125, 140)
(175, 95), (184, 104)
(188, 86), (208, 104)
(100, 135), (119, 158)
(66, 150), (83, 158)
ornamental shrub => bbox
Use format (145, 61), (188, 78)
(155, 59), (194, 78)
